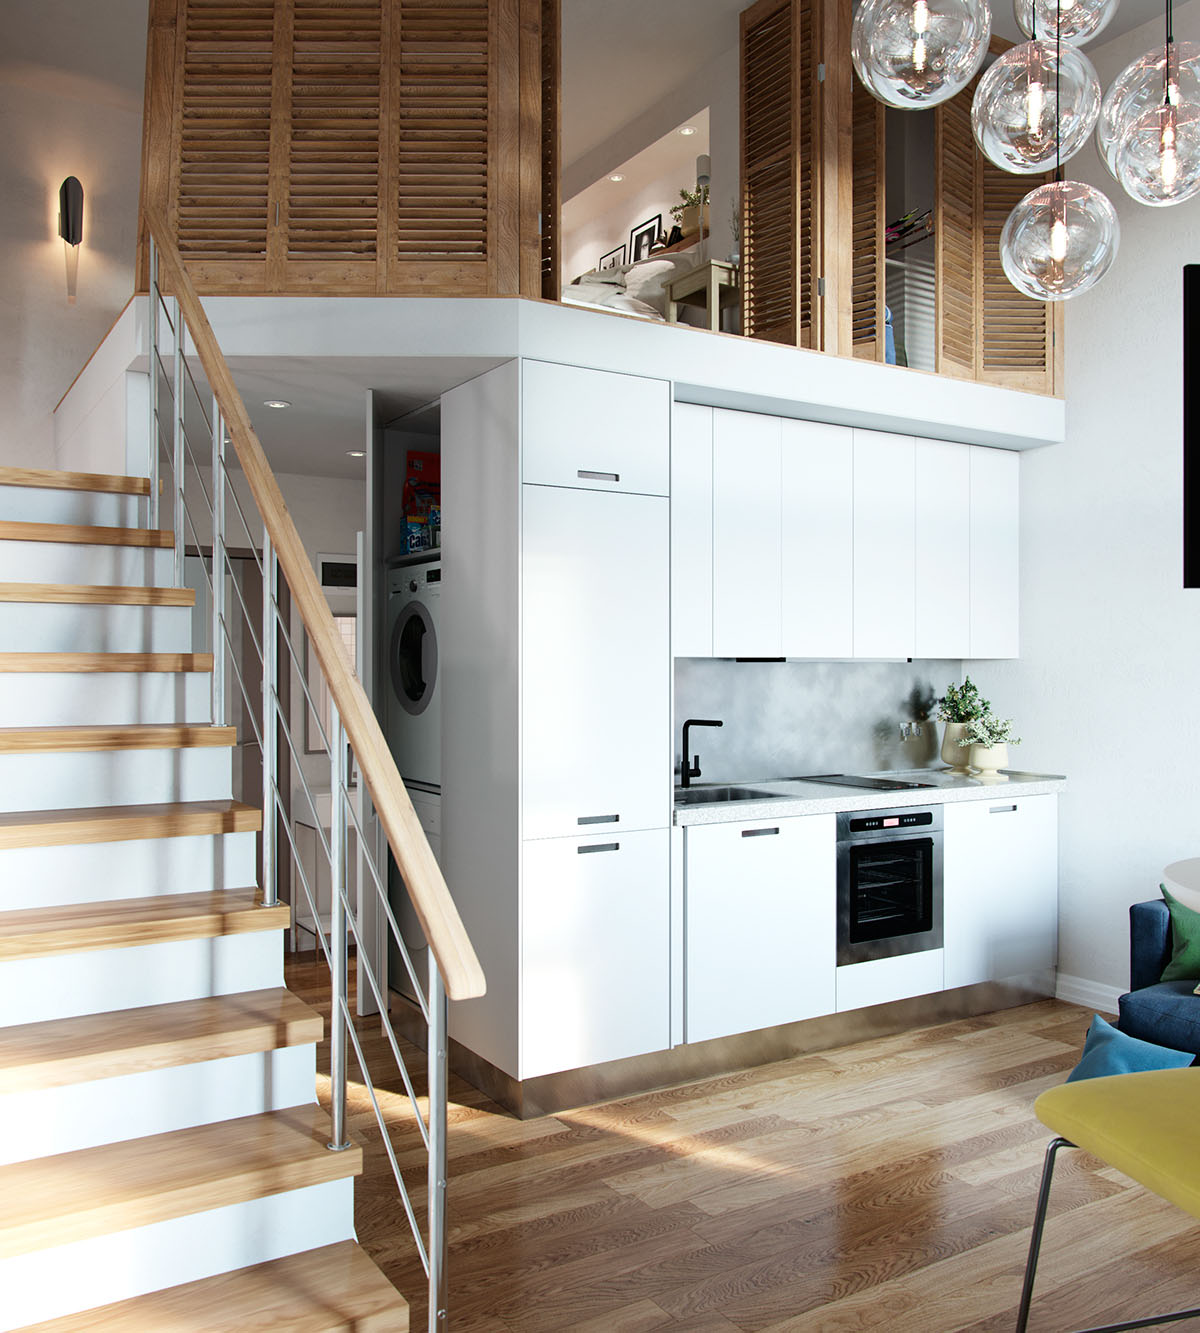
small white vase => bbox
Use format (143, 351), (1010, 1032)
(968, 741), (1009, 779)
(940, 721), (972, 774)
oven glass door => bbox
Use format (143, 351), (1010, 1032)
(847, 836), (934, 945)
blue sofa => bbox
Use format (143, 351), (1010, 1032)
(1118, 899), (1200, 1058)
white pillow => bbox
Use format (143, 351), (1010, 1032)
(562, 282), (664, 320)
(622, 253), (702, 314)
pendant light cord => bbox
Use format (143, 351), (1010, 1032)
(1165, 0), (1175, 106)
(1055, 0), (1063, 181)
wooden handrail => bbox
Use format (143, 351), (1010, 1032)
(144, 207), (485, 1003)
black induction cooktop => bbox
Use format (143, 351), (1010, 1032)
(797, 774), (936, 791)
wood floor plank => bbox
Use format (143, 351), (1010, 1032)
(0, 467), (150, 496)
(0, 520), (171, 547)
(0, 798), (259, 849)
(0, 652), (212, 674)
(19, 1240), (407, 1332)
(0, 582), (193, 606)
(0, 724), (236, 754)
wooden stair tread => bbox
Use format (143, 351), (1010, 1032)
(0, 799), (260, 850)
(0, 652), (212, 673)
(0, 582), (194, 607)
(0, 1105), (362, 1260)
(0, 467), (151, 497)
(0, 889), (287, 961)
(16, 1240), (408, 1332)
(0, 988), (322, 1094)
(0, 724), (237, 754)
(0, 520), (172, 549)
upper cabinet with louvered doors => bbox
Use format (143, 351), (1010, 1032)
(139, 0), (555, 297)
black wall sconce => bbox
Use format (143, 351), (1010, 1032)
(58, 176), (83, 304)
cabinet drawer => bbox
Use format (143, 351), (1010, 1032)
(836, 949), (944, 1012)
(522, 360), (670, 495)
(521, 828), (670, 1078)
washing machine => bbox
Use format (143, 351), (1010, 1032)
(385, 553), (441, 789)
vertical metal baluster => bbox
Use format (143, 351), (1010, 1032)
(211, 399), (226, 727)
(328, 704), (351, 1152)
(428, 958), (449, 1333)
(261, 531), (278, 909)
(172, 299), (185, 585)
(148, 237), (159, 531)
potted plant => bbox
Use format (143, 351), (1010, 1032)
(670, 185), (710, 239)
(937, 676), (991, 774)
(961, 714), (1021, 779)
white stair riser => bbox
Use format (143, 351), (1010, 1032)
(0, 672), (211, 726)
(0, 540), (172, 586)
(0, 602), (191, 653)
(0, 747), (232, 814)
(0, 1178), (355, 1331)
(0, 1047), (316, 1165)
(0, 831), (257, 910)
(0, 488), (141, 528)
(0, 931), (283, 1027)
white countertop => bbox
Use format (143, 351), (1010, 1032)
(673, 769), (1066, 825)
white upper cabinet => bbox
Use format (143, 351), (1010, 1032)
(915, 440), (971, 658)
(781, 419), (854, 657)
(853, 429), (916, 658)
(970, 447), (1020, 658)
(713, 410), (782, 657)
(521, 359), (670, 496)
(671, 404), (714, 657)
(521, 484), (670, 840)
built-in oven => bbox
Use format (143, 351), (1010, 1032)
(836, 806), (943, 966)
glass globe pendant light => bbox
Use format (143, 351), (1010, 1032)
(972, 37), (1101, 172)
(1095, 40), (1200, 178)
(851, 0), (992, 108)
(1014, 0), (1120, 47)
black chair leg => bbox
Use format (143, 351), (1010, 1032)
(1016, 1136), (1073, 1333)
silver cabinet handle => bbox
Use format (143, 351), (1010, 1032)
(578, 814), (619, 826)
(577, 470), (619, 482)
(742, 827), (780, 837)
(989, 804), (1018, 814)
(578, 842), (619, 855)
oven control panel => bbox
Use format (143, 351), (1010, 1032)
(848, 811), (933, 833)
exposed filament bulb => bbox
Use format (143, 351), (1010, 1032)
(1026, 76), (1045, 136)
(1050, 215), (1069, 263)
(911, 0), (929, 73)
(1161, 108), (1179, 188)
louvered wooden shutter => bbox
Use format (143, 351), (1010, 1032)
(934, 76), (979, 379)
(741, 0), (821, 348)
(850, 80), (884, 359)
(173, 0), (276, 288)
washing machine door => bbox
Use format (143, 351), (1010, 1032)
(390, 599), (438, 717)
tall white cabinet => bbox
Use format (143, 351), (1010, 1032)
(443, 359), (671, 1083)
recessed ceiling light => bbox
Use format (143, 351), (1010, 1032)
(679, 126), (697, 136)
(346, 450), (365, 458)
(608, 173), (625, 182)
(263, 399), (291, 410)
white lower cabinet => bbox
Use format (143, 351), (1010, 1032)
(521, 828), (670, 1079)
(943, 795), (1058, 988)
(685, 814), (835, 1043)
(836, 950), (945, 1013)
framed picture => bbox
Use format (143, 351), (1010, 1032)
(629, 214), (662, 264)
(598, 244), (626, 270)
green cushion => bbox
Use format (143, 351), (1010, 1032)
(1161, 885), (1200, 982)
(1066, 1014), (1193, 1082)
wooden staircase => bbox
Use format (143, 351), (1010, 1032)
(0, 468), (407, 1330)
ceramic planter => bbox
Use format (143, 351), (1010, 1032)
(940, 720), (972, 773)
(968, 741), (1009, 778)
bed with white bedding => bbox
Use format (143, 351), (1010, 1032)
(561, 250), (703, 321)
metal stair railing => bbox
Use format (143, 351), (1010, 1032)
(144, 213), (484, 1333)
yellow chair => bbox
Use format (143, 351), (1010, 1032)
(1016, 1067), (1200, 1332)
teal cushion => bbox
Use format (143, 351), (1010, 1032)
(1066, 1014), (1193, 1083)
(1161, 885), (1200, 982)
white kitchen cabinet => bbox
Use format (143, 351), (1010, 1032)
(521, 484), (669, 840)
(969, 447), (1020, 658)
(521, 828), (670, 1078)
(914, 440), (970, 658)
(836, 950), (945, 1012)
(713, 410), (782, 657)
(853, 429), (916, 657)
(943, 795), (1057, 989)
(521, 359), (670, 496)
(671, 403), (714, 657)
(781, 419), (854, 657)
(685, 813), (835, 1042)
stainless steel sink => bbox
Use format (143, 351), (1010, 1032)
(674, 785), (778, 806)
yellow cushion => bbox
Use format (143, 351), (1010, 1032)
(1036, 1068), (1200, 1219)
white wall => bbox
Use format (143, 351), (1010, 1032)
(0, 2), (146, 469)
(971, 0), (1200, 999)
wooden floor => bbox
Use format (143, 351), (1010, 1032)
(285, 957), (1200, 1332)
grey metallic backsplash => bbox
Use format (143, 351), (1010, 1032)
(674, 658), (963, 784)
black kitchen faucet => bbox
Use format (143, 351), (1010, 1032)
(680, 718), (723, 788)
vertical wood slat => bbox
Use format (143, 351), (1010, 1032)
(820, 0), (853, 355)
(137, 0), (181, 291)
(935, 74), (979, 380)
(849, 67), (884, 360)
